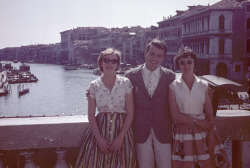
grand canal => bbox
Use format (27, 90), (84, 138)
(0, 62), (97, 117)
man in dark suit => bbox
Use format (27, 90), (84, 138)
(125, 39), (175, 168)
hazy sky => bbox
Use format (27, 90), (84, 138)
(0, 0), (221, 49)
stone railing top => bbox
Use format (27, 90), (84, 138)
(216, 110), (250, 117)
(0, 115), (89, 150)
(0, 110), (250, 151)
(215, 110), (250, 141)
(0, 115), (88, 126)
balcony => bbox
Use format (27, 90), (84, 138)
(0, 111), (250, 168)
(182, 29), (233, 39)
(209, 53), (232, 60)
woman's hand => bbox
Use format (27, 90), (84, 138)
(110, 135), (123, 154)
(196, 119), (214, 130)
(96, 137), (110, 153)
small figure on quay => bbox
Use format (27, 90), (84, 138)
(75, 48), (136, 168)
(125, 39), (175, 168)
(168, 46), (230, 168)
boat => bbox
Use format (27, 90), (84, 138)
(17, 84), (29, 96)
(19, 63), (30, 71)
(7, 73), (38, 84)
(93, 68), (102, 75)
(87, 64), (96, 69)
(63, 64), (80, 70)
(0, 87), (8, 96)
(13, 60), (18, 63)
(0, 72), (11, 96)
(6, 64), (39, 84)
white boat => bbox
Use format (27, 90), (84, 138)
(0, 71), (11, 96)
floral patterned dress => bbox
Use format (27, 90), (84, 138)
(75, 75), (136, 168)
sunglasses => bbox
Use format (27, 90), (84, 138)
(178, 59), (194, 66)
(102, 58), (118, 64)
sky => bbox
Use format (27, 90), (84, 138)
(0, 0), (221, 49)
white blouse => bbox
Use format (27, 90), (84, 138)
(88, 75), (133, 113)
(169, 75), (208, 115)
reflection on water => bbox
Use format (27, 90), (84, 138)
(0, 63), (97, 117)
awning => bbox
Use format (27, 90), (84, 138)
(200, 75), (242, 87)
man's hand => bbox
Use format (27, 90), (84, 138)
(86, 89), (90, 100)
(208, 87), (214, 99)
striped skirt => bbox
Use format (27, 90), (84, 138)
(172, 117), (230, 168)
(75, 112), (136, 168)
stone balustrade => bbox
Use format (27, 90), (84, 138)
(0, 110), (250, 168)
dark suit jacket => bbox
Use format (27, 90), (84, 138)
(125, 65), (175, 144)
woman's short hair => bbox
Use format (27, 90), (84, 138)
(174, 46), (197, 70)
(97, 48), (121, 72)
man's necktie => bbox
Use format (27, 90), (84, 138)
(148, 72), (154, 97)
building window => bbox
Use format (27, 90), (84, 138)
(247, 5), (250, 12)
(247, 39), (250, 53)
(247, 18), (250, 29)
(219, 15), (225, 30)
(235, 64), (241, 72)
(219, 38), (225, 54)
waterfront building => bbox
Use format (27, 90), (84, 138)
(18, 45), (46, 63)
(0, 0), (249, 83)
(60, 27), (109, 64)
(50, 43), (62, 64)
(158, 12), (183, 70)
(73, 40), (92, 65)
(157, 0), (250, 83)
(242, 0), (250, 83)
(91, 26), (148, 65)
(181, 0), (247, 83)
(37, 45), (53, 63)
(0, 47), (19, 61)
(122, 27), (158, 65)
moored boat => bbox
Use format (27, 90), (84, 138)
(93, 68), (102, 75)
(7, 73), (38, 84)
(17, 84), (29, 96)
(6, 63), (39, 84)
(0, 71), (10, 96)
(0, 88), (8, 96)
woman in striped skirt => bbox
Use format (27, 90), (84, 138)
(168, 46), (229, 168)
(75, 48), (136, 168)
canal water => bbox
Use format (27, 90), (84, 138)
(0, 62), (97, 117)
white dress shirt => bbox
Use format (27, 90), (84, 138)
(142, 64), (161, 96)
